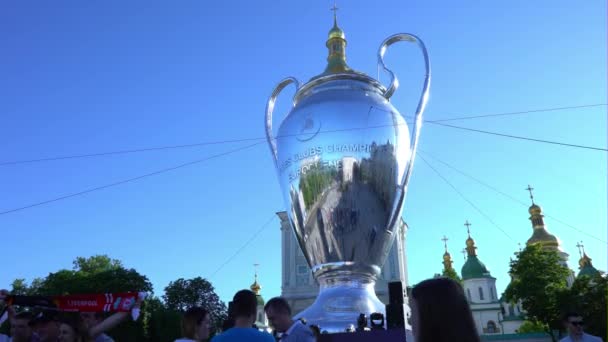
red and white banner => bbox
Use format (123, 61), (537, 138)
(4, 292), (144, 313)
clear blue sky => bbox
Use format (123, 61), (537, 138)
(1, 1), (606, 305)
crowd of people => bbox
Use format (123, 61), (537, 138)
(0, 290), (142, 342)
(0, 278), (601, 341)
(171, 278), (602, 342)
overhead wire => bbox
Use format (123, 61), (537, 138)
(417, 148), (607, 244)
(426, 122), (608, 152)
(417, 154), (517, 243)
(208, 214), (277, 280)
(0, 103), (605, 217)
(1, 103), (605, 167)
(426, 103), (607, 123)
(0, 141), (265, 216)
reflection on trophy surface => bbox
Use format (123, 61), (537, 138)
(265, 10), (430, 332)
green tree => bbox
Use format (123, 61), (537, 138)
(517, 320), (547, 333)
(562, 273), (607, 341)
(163, 277), (227, 330)
(10, 279), (29, 295)
(73, 255), (123, 274)
(504, 244), (570, 342)
(145, 296), (182, 342)
(442, 268), (462, 284)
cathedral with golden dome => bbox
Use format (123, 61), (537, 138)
(436, 186), (602, 339)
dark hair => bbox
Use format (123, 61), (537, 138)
(309, 325), (321, 338)
(411, 278), (480, 342)
(181, 307), (209, 339)
(563, 312), (582, 322)
(232, 290), (257, 318)
(264, 297), (291, 316)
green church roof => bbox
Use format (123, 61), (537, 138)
(462, 255), (493, 280)
(578, 264), (600, 278)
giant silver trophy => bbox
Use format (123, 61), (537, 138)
(265, 14), (430, 332)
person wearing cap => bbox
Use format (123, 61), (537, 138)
(29, 311), (60, 342)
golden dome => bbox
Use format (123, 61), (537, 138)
(250, 279), (261, 295)
(328, 5), (345, 40)
(526, 230), (559, 248)
(529, 204), (542, 215)
(579, 253), (592, 269)
(466, 237), (475, 247)
(443, 251), (451, 261)
(328, 24), (345, 40)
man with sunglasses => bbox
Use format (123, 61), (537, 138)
(560, 312), (602, 342)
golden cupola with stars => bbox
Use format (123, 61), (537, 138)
(524, 185), (563, 251)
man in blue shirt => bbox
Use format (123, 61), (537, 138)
(211, 290), (274, 342)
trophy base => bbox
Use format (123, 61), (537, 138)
(293, 280), (387, 333)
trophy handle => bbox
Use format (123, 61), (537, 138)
(265, 77), (301, 164)
(377, 33), (431, 187)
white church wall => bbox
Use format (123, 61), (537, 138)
(464, 278), (498, 304)
(470, 308), (502, 335)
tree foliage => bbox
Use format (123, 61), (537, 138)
(72, 255), (123, 274)
(10, 279), (29, 295)
(163, 277), (228, 330)
(144, 296), (182, 342)
(516, 320), (547, 334)
(442, 267), (462, 284)
(504, 244), (570, 342)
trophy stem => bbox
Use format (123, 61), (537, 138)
(294, 266), (386, 333)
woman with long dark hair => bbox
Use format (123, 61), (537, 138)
(411, 277), (480, 342)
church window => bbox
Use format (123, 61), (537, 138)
(478, 287), (484, 300)
(490, 287), (494, 300)
(466, 288), (472, 301)
(508, 305), (515, 316)
(486, 321), (497, 333)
